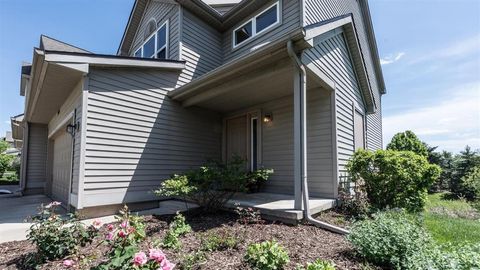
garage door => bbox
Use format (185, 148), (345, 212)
(51, 130), (73, 205)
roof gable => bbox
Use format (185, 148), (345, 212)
(40, 35), (91, 54)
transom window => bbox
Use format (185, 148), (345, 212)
(233, 2), (280, 48)
(134, 20), (168, 59)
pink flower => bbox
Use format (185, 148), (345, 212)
(161, 259), (175, 270)
(127, 226), (136, 234)
(148, 248), (165, 262)
(106, 224), (115, 231)
(92, 219), (102, 228)
(63, 259), (74, 267)
(120, 221), (129, 228)
(105, 232), (114, 241)
(118, 230), (128, 238)
(133, 252), (148, 266)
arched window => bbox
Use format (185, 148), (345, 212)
(144, 18), (157, 40)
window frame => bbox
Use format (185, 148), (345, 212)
(133, 19), (169, 59)
(232, 1), (280, 49)
(353, 107), (366, 150)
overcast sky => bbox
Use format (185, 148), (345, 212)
(0, 0), (478, 153)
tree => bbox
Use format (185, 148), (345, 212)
(0, 140), (9, 154)
(387, 131), (428, 158)
(450, 146), (480, 198)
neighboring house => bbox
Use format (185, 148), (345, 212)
(12, 0), (385, 215)
(2, 131), (20, 156)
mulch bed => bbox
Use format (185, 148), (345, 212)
(0, 210), (368, 270)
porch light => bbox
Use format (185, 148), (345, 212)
(263, 113), (273, 123)
(66, 122), (79, 136)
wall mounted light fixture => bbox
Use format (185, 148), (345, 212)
(263, 113), (273, 123)
(66, 122), (79, 136)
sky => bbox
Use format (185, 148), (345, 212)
(0, 0), (479, 153)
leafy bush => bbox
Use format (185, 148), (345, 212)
(179, 251), (207, 270)
(348, 210), (433, 269)
(200, 230), (239, 252)
(95, 205), (146, 270)
(155, 157), (273, 210)
(245, 240), (290, 270)
(348, 210), (480, 270)
(296, 259), (336, 270)
(337, 177), (371, 218)
(162, 212), (191, 250)
(386, 130), (428, 157)
(246, 167), (274, 193)
(347, 149), (441, 212)
(27, 201), (98, 262)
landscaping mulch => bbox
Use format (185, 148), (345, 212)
(0, 210), (368, 270)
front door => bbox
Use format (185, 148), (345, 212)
(225, 115), (248, 162)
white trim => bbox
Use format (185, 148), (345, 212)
(48, 111), (74, 139)
(250, 116), (259, 170)
(77, 76), (89, 209)
(232, 1), (280, 49)
(133, 19), (169, 59)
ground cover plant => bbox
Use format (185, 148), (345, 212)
(244, 240), (290, 270)
(0, 209), (366, 270)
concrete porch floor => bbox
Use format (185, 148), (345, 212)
(226, 192), (336, 223)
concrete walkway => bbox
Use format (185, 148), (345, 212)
(0, 195), (197, 243)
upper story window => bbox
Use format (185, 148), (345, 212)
(233, 2), (280, 48)
(134, 20), (169, 59)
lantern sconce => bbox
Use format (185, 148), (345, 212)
(263, 113), (273, 123)
(66, 122), (79, 136)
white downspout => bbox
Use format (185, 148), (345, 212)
(287, 40), (349, 235)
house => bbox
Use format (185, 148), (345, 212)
(12, 0), (385, 218)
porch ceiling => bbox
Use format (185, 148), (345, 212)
(171, 56), (325, 113)
(29, 62), (84, 123)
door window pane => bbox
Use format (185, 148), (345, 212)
(256, 5), (278, 33)
(234, 21), (252, 46)
(156, 48), (166, 59)
(251, 118), (258, 170)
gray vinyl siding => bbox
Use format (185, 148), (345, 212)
(261, 90), (333, 198)
(222, 0), (301, 62)
(303, 33), (365, 179)
(129, 1), (181, 60)
(303, 0), (383, 150)
(83, 68), (222, 207)
(178, 9), (223, 86)
(25, 123), (48, 192)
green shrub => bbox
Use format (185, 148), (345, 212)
(348, 210), (433, 269)
(155, 157), (273, 210)
(246, 167), (274, 193)
(347, 149), (441, 212)
(179, 251), (207, 270)
(296, 259), (336, 270)
(386, 130), (428, 157)
(94, 205), (146, 270)
(245, 240), (290, 270)
(0, 154), (13, 177)
(162, 212), (191, 250)
(200, 230), (239, 252)
(27, 201), (98, 263)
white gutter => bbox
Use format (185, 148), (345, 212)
(287, 40), (349, 235)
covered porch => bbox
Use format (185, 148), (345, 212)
(169, 37), (338, 219)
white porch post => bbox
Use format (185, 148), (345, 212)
(293, 62), (307, 210)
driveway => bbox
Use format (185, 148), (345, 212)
(0, 194), (52, 243)
(0, 194), (197, 243)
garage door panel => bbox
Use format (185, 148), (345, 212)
(52, 130), (73, 205)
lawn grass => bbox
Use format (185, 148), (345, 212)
(423, 192), (480, 246)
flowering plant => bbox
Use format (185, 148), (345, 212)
(94, 205), (146, 270)
(132, 249), (175, 270)
(27, 201), (98, 262)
